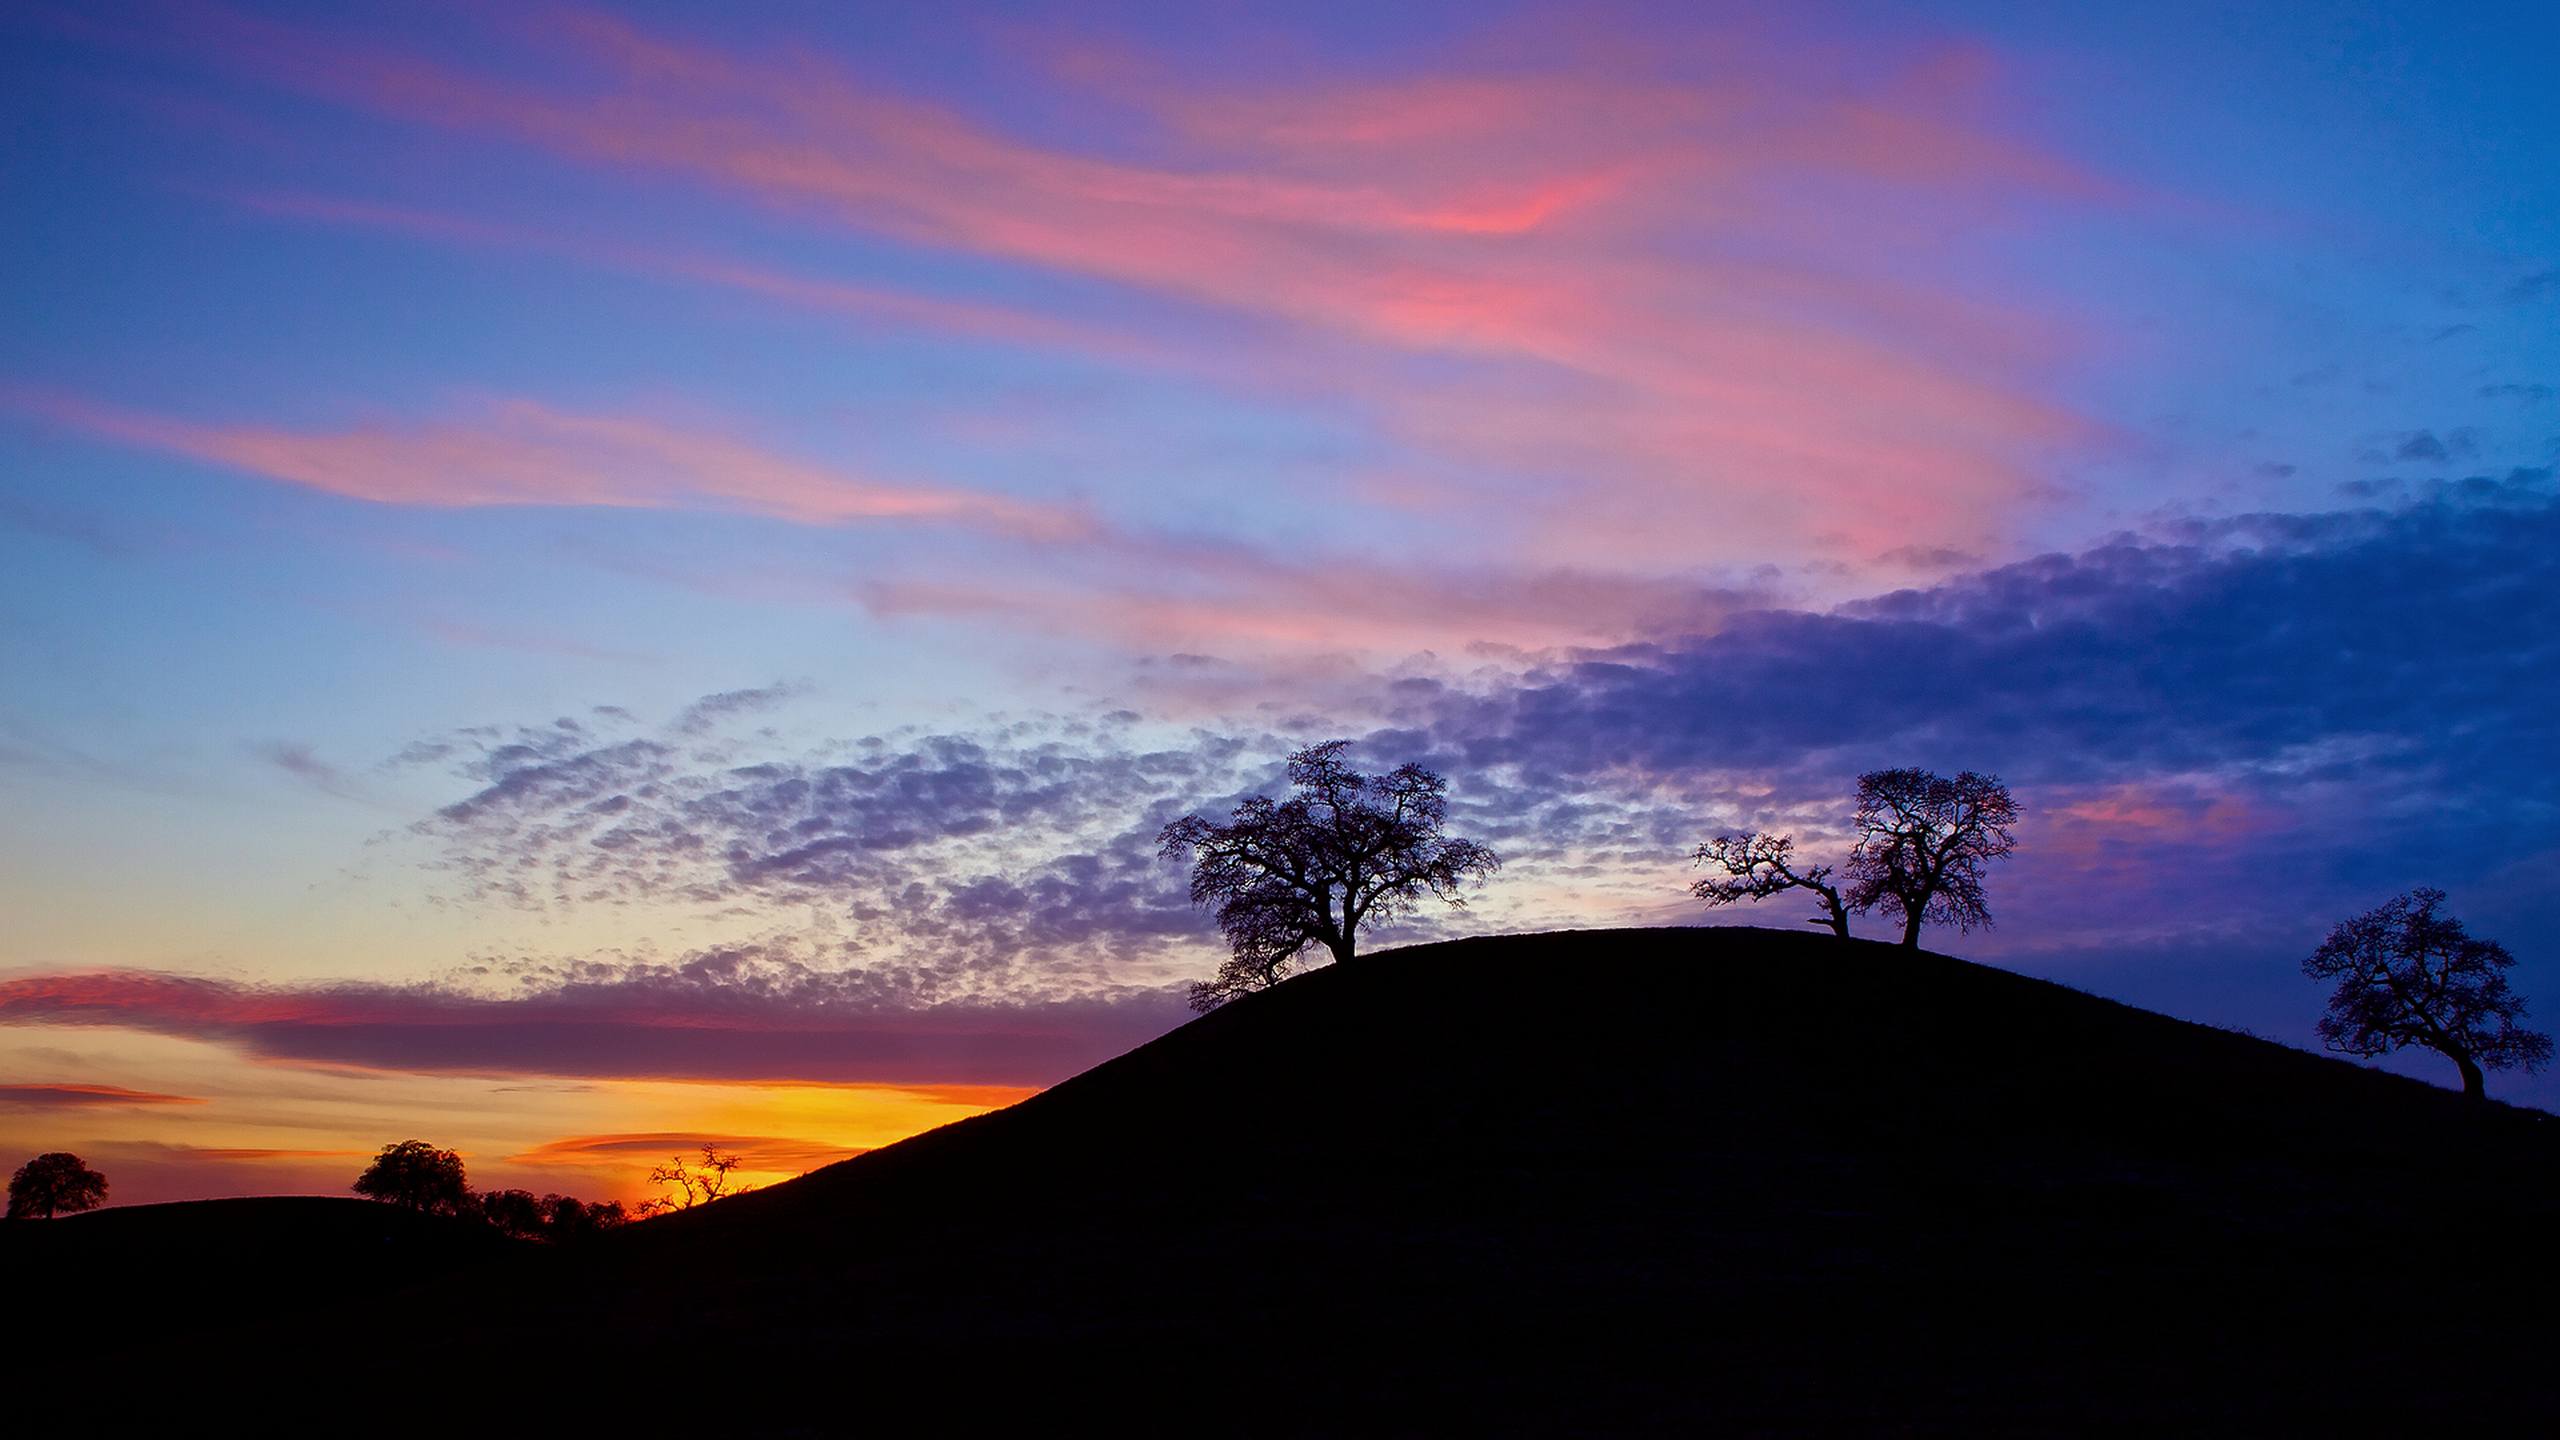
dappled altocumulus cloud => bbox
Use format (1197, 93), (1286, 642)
(8, 488), (2547, 1098)
(1427, 478), (2560, 791)
(406, 707), (1258, 984)
(1411, 480), (2560, 956)
(406, 482), (2560, 978)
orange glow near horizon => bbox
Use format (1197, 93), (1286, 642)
(0, 1025), (1036, 1208)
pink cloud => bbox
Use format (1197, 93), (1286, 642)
(139, 4), (2116, 571)
(11, 389), (1094, 540)
(859, 546), (1757, 656)
(220, 189), (1185, 370)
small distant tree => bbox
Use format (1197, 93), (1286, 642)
(1691, 832), (1851, 938)
(541, 1193), (628, 1241)
(2303, 888), (2552, 1102)
(7, 1152), (108, 1219)
(639, 1144), (751, 1216)
(353, 1140), (472, 1216)
(474, 1187), (549, 1241)
(1159, 739), (1501, 1011)
(1846, 768), (2019, 948)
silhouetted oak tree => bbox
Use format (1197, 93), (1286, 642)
(2303, 888), (2552, 1101)
(1847, 768), (2019, 948)
(1692, 832), (1852, 937)
(353, 1140), (472, 1215)
(1160, 739), (1500, 1010)
(639, 1144), (751, 1215)
(7, 1152), (107, 1219)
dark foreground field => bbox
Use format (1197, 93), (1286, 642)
(12, 927), (2558, 1432)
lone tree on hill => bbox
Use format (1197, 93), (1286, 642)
(1846, 768), (2019, 948)
(7, 1152), (107, 1219)
(1160, 739), (1500, 1011)
(1691, 832), (1851, 938)
(353, 1140), (472, 1215)
(2303, 888), (2551, 1102)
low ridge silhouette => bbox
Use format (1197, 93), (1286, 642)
(14, 927), (2557, 1430)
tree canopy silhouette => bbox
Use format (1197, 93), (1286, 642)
(7, 1152), (107, 1219)
(1691, 832), (1851, 937)
(353, 1140), (472, 1215)
(474, 1187), (548, 1240)
(474, 1187), (630, 1241)
(2303, 888), (2551, 1101)
(539, 1193), (630, 1240)
(1160, 739), (1499, 1010)
(1846, 768), (2019, 948)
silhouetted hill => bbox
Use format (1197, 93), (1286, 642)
(27, 929), (2560, 1431)
(1, 1195), (516, 1345)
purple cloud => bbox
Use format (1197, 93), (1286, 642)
(0, 945), (1191, 1088)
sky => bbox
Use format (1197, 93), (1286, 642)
(3, 0), (2557, 1206)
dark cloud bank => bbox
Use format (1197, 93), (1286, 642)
(0, 946), (1192, 1088)
(11, 483), (2557, 1098)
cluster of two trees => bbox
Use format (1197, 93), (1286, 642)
(1159, 749), (2014, 1010)
(1697, 773), (2549, 1101)
(1691, 768), (2019, 948)
(1165, 742), (2546, 1104)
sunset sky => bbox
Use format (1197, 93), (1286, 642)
(5, 0), (2557, 1205)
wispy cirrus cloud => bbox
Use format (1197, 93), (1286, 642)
(213, 189), (1191, 371)
(0, 1082), (205, 1108)
(15, 375), (1770, 658)
(8, 388), (1094, 540)
(115, 2), (2119, 572)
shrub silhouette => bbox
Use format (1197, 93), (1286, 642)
(474, 1187), (548, 1240)
(2304, 887), (2552, 1100)
(1160, 739), (1499, 1010)
(540, 1193), (629, 1240)
(471, 1187), (629, 1240)
(1688, 769), (2015, 945)
(7, 1152), (107, 1219)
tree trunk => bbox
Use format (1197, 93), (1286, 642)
(1900, 907), (1925, 948)
(2453, 1050), (2486, 1101)
(1328, 934), (1358, 966)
